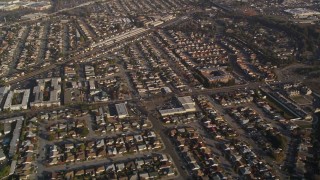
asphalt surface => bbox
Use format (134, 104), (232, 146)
(5, 8), (204, 86)
(0, 2), (302, 178)
(146, 112), (190, 180)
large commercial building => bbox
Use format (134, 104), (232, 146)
(159, 96), (196, 117)
(115, 103), (129, 119)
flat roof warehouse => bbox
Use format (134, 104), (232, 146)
(116, 103), (129, 118)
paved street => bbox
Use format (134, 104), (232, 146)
(0, 0), (316, 179)
(207, 96), (287, 179)
(147, 113), (191, 180)
(188, 121), (239, 178)
(4, 12), (193, 86)
(41, 152), (151, 173)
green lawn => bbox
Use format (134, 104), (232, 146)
(290, 95), (312, 105)
(265, 97), (296, 119)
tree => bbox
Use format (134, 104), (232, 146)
(79, 128), (89, 137)
(79, 36), (85, 43)
(0, 165), (10, 179)
(48, 134), (55, 141)
(0, 80), (5, 86)
(79, 144), (86, 151)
